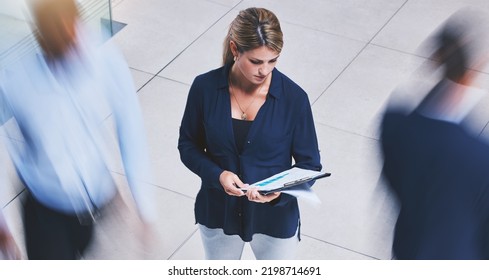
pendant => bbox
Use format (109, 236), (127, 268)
(241, 113), (247, 120)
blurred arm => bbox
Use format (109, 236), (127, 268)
(106, 47), (156, 224)
(0, 209), (20, 259)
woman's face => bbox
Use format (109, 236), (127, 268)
(234, 45), (280, 85)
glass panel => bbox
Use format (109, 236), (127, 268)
(79, 0), (113, 39)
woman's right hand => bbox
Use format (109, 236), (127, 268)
(219, 170), (245, 196)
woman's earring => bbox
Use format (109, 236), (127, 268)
(233, 56), (237, 61)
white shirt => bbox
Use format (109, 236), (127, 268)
(418, 79), (486, 124)
(0, 25), (155, 222)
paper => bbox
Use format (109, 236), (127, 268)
(282, 188), (322, 208)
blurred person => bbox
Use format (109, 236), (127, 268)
(380, 8), (489, 259)
(0, 0), (155, 259)
(0, 209), (21, 259)
(178, 7), (322, 260)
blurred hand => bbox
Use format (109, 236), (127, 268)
(245, 187), (281, 203)
(0, 230), (21, 260)
(219, 171), (245, 196)
(137, 221), (159, 259)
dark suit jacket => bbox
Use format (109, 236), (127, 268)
(380, 83), (489, 259)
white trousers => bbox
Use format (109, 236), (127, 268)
(198, 224), (299, 260)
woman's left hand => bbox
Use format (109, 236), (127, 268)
(245, 187), (280, 203)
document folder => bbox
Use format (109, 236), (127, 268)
(248, 167), (331, 195)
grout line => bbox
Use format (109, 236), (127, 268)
(301, 233), (380, 260)
(369, 43), (430, 60)
(145, 74), (192, 87)
(314, 121), (380, 142)
(135, 1), (244, 93)
(1, 189), (26, 210)
(110, 0), (126, 10)
(110, 170), (196, 201)
(311, 0), (409, 106)
(281, 20), (368, 45)
(149, 183), (196, 201)
(129, 67), (191, 93)
(203, 0), (236, 9)
(309, 44), (366, 106)
(167, 228), (199, 260)
(128, 67), (154, 77)
(369, 43), (489, 75)
(478, 121), (489, 139)
(155, 76), (191, 87)
(369, 0), (409, 44)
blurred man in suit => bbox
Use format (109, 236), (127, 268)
(380, 8), (489, 259)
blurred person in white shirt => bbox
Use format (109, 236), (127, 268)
(0, 0), (155, 259)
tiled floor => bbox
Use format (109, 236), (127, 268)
(2, 0), (489, 260)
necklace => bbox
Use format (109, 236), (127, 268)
(229, 78), (265, 120)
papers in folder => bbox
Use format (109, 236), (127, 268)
(249, 167), (331, 196)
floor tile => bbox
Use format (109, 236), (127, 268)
(299, 124), (396, 259)
(273, 22), (366, 103)
(0, 150), (24, 208)
(297, 235), (377, 260)
(168, 228), (204, 260)
(137, 76), (201, 198)
(112, 0), (231, 74)
(204, 0), (242, 8)
(84, 173), (196, 259)
(236, 0), (406, 42)
(372, 0), (489, 73)
(169, 224), (379, 260)
(0, 137), (25, 209)
(157, 11), (236, 85)
(312, 44), (426, 139)
(130, 68), (155, 91)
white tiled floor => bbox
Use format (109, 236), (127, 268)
(2, 0), (489, 260)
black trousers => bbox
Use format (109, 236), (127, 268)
(22, 194), (94, 260)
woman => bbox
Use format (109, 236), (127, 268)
(178, 7), (322, 260)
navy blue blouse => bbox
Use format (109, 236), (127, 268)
(178, 64), (322, 241)
(232, 118), (253, 154)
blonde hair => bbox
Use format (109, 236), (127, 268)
(222, 7), (283, 65)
